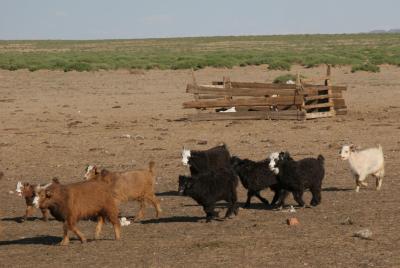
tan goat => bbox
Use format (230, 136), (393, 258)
(85, 161), (162, 221)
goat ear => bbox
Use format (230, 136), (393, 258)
(349, 144), (356, 151)
(52, 177), (60, 184)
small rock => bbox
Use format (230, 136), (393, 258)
(287, 217), (300, 225)
(353, 229), (372, 240)
(9, 190), (14, 194)
(134, 135), (145, 140)
(122, 134), (131, 139)
(341, 216), (354, 225)
(197, 140), (208, 145)
(112, 105), (121, 109)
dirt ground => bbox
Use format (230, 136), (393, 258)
(1, 65), (400, 267)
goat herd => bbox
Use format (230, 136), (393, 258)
(14, 143), (384, 246)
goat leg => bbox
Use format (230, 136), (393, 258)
(254, 191), (269, 206)
(310, 188), (322, 207)
(94, 216), (104, 240)
(60, 222), (70, 246)
(292, 191), (306, 207)
(41, 208), (49, 222)
(244, 191), (254, 208)
(204, 205), (218, 222)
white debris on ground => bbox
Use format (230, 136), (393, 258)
(280, 205), (296, 213)
(120, 217), (131, 226)
(353, 229), (372, 240)
(9, 190), (14, 194)
(220, 107), (236, 113)
(286, 80), (295, 84)
(122, 134), (131, 139)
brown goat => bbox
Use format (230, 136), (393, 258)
(34, 178), (121, 246)
(85, 161), (162, 222)
(16, 182), (49, 222)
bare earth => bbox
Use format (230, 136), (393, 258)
(1, 65), (400, 267)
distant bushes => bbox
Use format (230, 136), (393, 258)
(351, 63), (380, 73)
(0, 34), (399, 72)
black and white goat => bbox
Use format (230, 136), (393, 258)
(230, 156), (282, 208)
(268, 152), (325, 207)
(181, 144), (231, 175)
(178, 168), (239, 222)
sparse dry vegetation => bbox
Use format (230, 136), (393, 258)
(1, 34), (400, 72)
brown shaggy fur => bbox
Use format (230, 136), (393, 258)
(35, 178), (121, 246)
(85, 161), (162, 221)
(20, 183), (49, 222)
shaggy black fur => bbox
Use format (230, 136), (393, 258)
(230, 156), (282, 208)
(187, 144), (231, 176)
(178, 168), (239, 222)
(271, 152), (325, 207)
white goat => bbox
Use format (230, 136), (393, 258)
(340, 144), (384, 192)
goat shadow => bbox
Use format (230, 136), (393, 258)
(156, 191), (180, 197)
(1, 216), (56, 223)
(322, 187), (353, 192)
(236, 202), (272, 210)
(140, 216), (205, 224)
(0, 235), (61, 246)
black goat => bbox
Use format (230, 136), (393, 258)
(178, 168), (239, 222)
(230, 156), (282, 208)
(269, 152), (325, 207)
(181, 144), (231, 176)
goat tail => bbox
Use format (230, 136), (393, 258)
(317, 155), (325, 163)
(148, 161), (155, 174)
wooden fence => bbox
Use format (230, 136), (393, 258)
(183, 66), (347, 121)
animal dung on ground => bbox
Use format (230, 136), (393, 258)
(353, 229), (372, 240)
(287, 217), (300, 226)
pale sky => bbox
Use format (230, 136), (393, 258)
(1, 0), (399, 40)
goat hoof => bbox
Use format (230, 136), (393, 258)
(59, 241), (69, 246)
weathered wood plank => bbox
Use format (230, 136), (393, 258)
(183, 96), (303, 109)
(187, 110), (306, 121)
(304, 94), (333, 101)
(187, 84), (297, 96)
(303, 102), (334, 109)
(303, 85), (347, 91)
(305, 111), (335, 119)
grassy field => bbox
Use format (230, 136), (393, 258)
(0, 34), (400, 72)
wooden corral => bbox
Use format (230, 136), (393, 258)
(183, 66), (347, 121)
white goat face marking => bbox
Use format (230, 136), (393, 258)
(269, 152), (279, 161)
(268, 157), (280, 175)
(85, 165), (95, 179)
(33, 196), (40, 208)
(340, 145), (351, 160)
(181, 149), (191, 166)
(268, 152), (280, 174)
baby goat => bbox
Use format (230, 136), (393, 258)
(85, 162), (162, 221)
(178, 168), (239, 222)
(269, 152), (325, 207)
(340, 144), (384, 192)
(230, 156), (282, 208)
(16, 181), (49, 222)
